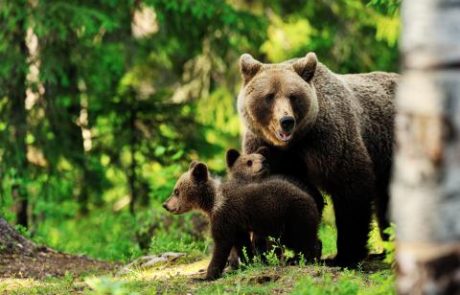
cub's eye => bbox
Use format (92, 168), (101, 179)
(174, 189), (179, 195)
(247, 160), (253, 167)
(290, 94), (300, 101)
(265, 93), (275, 103)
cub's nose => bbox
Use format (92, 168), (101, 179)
(162, 202), (168, 210)
(280, 116), (295, 132)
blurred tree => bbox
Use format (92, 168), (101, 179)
(0, 0), (30, 228)
(392, 0), (460, 293)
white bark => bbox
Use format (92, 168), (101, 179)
(392, 0), (460, 294)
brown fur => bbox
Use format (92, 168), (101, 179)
(238, 52), (398, 266)
(226, 148), (325, 213)
(226, 148), (324, 261)
(163, 161), (321, 280)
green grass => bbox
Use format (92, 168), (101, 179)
(2, 261), (394, 295)
(31, 205), (209, 262)
(2, 199), (395, 294)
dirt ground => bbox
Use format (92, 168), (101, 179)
(0, 248), (117, 279)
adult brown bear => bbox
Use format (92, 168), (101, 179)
(237, 52), (398, 266)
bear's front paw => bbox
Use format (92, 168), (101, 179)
(203, 270), (222, 281)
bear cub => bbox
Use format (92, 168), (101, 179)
(226, 147), (270, 183)
(226, 147), (325, 214)
(226, 148), (323, 260)
(163, 160), (321, 280)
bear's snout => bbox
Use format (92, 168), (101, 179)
(280, 116), (295, 132)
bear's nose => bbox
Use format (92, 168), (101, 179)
(280, 116), (295, 132)
(162, 202), (169, 210)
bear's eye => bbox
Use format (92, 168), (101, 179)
(247, 160), (253, 167)
(265, 93), (275, 103)
(174, 189), (179, 195)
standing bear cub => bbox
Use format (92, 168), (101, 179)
(238, 52), (398, 266)
(163, 161), (321, 280)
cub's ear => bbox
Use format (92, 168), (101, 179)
(240, 53), (262, 84)
(191, 162), (208, 182)
(226, 149), (241, 169)
(255, 146), (270, 159)
(189, 160), (198, 170)
(292, 52), (317, 82)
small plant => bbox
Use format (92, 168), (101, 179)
(383, 223), (396, 266)
(298, 253), (306, 267)
(266, 236), (283, 266)
(265, 247), (281, 266)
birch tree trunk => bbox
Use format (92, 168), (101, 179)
(391, 0), (460, 294)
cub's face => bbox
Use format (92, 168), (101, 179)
(237, 52), (319, 148)
(163, 161), (209, 214)
(226, 148), (270, 182)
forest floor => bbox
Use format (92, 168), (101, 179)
(0, 205), (395, 294)
(0, 248), (116, 279)
(0, 252), (394, 294)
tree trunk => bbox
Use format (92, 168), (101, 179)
(43, 63), (90, 215)
(391, 0), (460, 294)
(10, 10), (29, 229)
(0, 217), (36, 255)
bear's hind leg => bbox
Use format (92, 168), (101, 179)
(375, 177), (391, 241)
(331, 193), (372, 267)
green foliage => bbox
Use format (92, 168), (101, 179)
(383, 224), (396, 265)
(34, 210), (142, 261)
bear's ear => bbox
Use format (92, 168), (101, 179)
(240, 53), (262, 84)
(292, 52), (317, 82)
(255, 146), (270, 159)
(226, 149), (241, 169)
(191, 162), (208, 182)
(189, 160), (198, 170)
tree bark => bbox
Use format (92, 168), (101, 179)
(392, 0), (460, 294)
(0, 217), (36, 255)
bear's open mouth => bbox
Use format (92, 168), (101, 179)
(276, 130), (293, 142)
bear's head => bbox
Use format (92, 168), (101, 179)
(237, 52), (319, 148)
(226, 147), (270, 182)
(163, 161), (214, 214)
